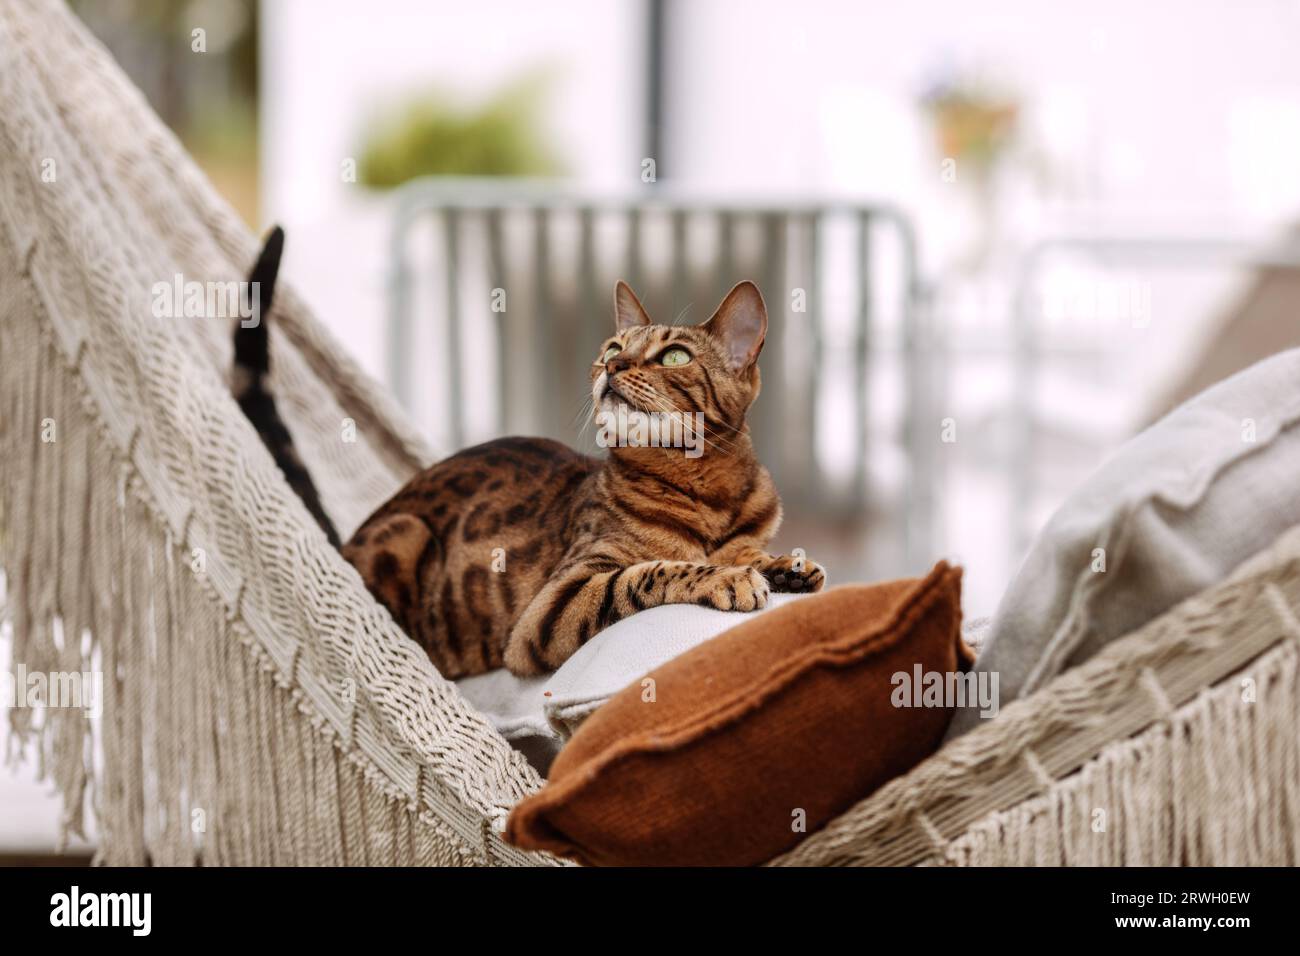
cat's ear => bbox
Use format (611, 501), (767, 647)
(614, 280), (653, 330)
(703, 281), (767, 371)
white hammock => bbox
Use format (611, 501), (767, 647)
(2, 0), (1297, 866)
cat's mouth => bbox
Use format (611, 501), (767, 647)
(601, 379), (640, 411)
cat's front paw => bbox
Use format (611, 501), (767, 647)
(693, 565), (770, 612)
(756, 553), (826, 593)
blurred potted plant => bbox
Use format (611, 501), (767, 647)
(920, 69), (1019, 269)
(357, 72), (562, 188)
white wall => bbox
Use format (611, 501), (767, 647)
(667, 0), (1300, 227)
(263, 0), (644, 223)
(258, 0), (1300, 402)
(259, 0), (644, 381)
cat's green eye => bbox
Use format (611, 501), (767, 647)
(660, 347), (691, 367)
(601, 345), (621, 363)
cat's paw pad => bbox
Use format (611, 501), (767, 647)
(696, 566), (769, 612)
(759, 555), (826, 593)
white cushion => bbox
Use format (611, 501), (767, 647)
(460, 596), (994, 773)
(456, 594), (810, 772)
(946, 348), (1300, 739)
(540, 594), (813, 739)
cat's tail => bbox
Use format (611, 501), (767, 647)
(232, 226), (342, 547)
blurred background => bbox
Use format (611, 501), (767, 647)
(7, 0), (1300, 856)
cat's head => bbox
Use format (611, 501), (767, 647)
(591, 281), (767, 447)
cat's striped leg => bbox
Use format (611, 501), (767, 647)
(503, 557), (769, 675)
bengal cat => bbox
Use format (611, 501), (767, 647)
(234, 228), (825, 678)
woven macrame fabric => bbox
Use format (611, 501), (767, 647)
(2, 0), (1297, 867)
(0, 0), (548, 866)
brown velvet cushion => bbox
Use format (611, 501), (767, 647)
(505, 562), (968, 866)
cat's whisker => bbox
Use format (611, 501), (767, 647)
(645, 405), (736, 457)
(692, 411), (753, 455)
(643, 393), (744, 456)
(570, 395), (595, 434)
(641, 393), (742, 458)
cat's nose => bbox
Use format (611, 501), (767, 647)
(607, 354), (633, 373)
